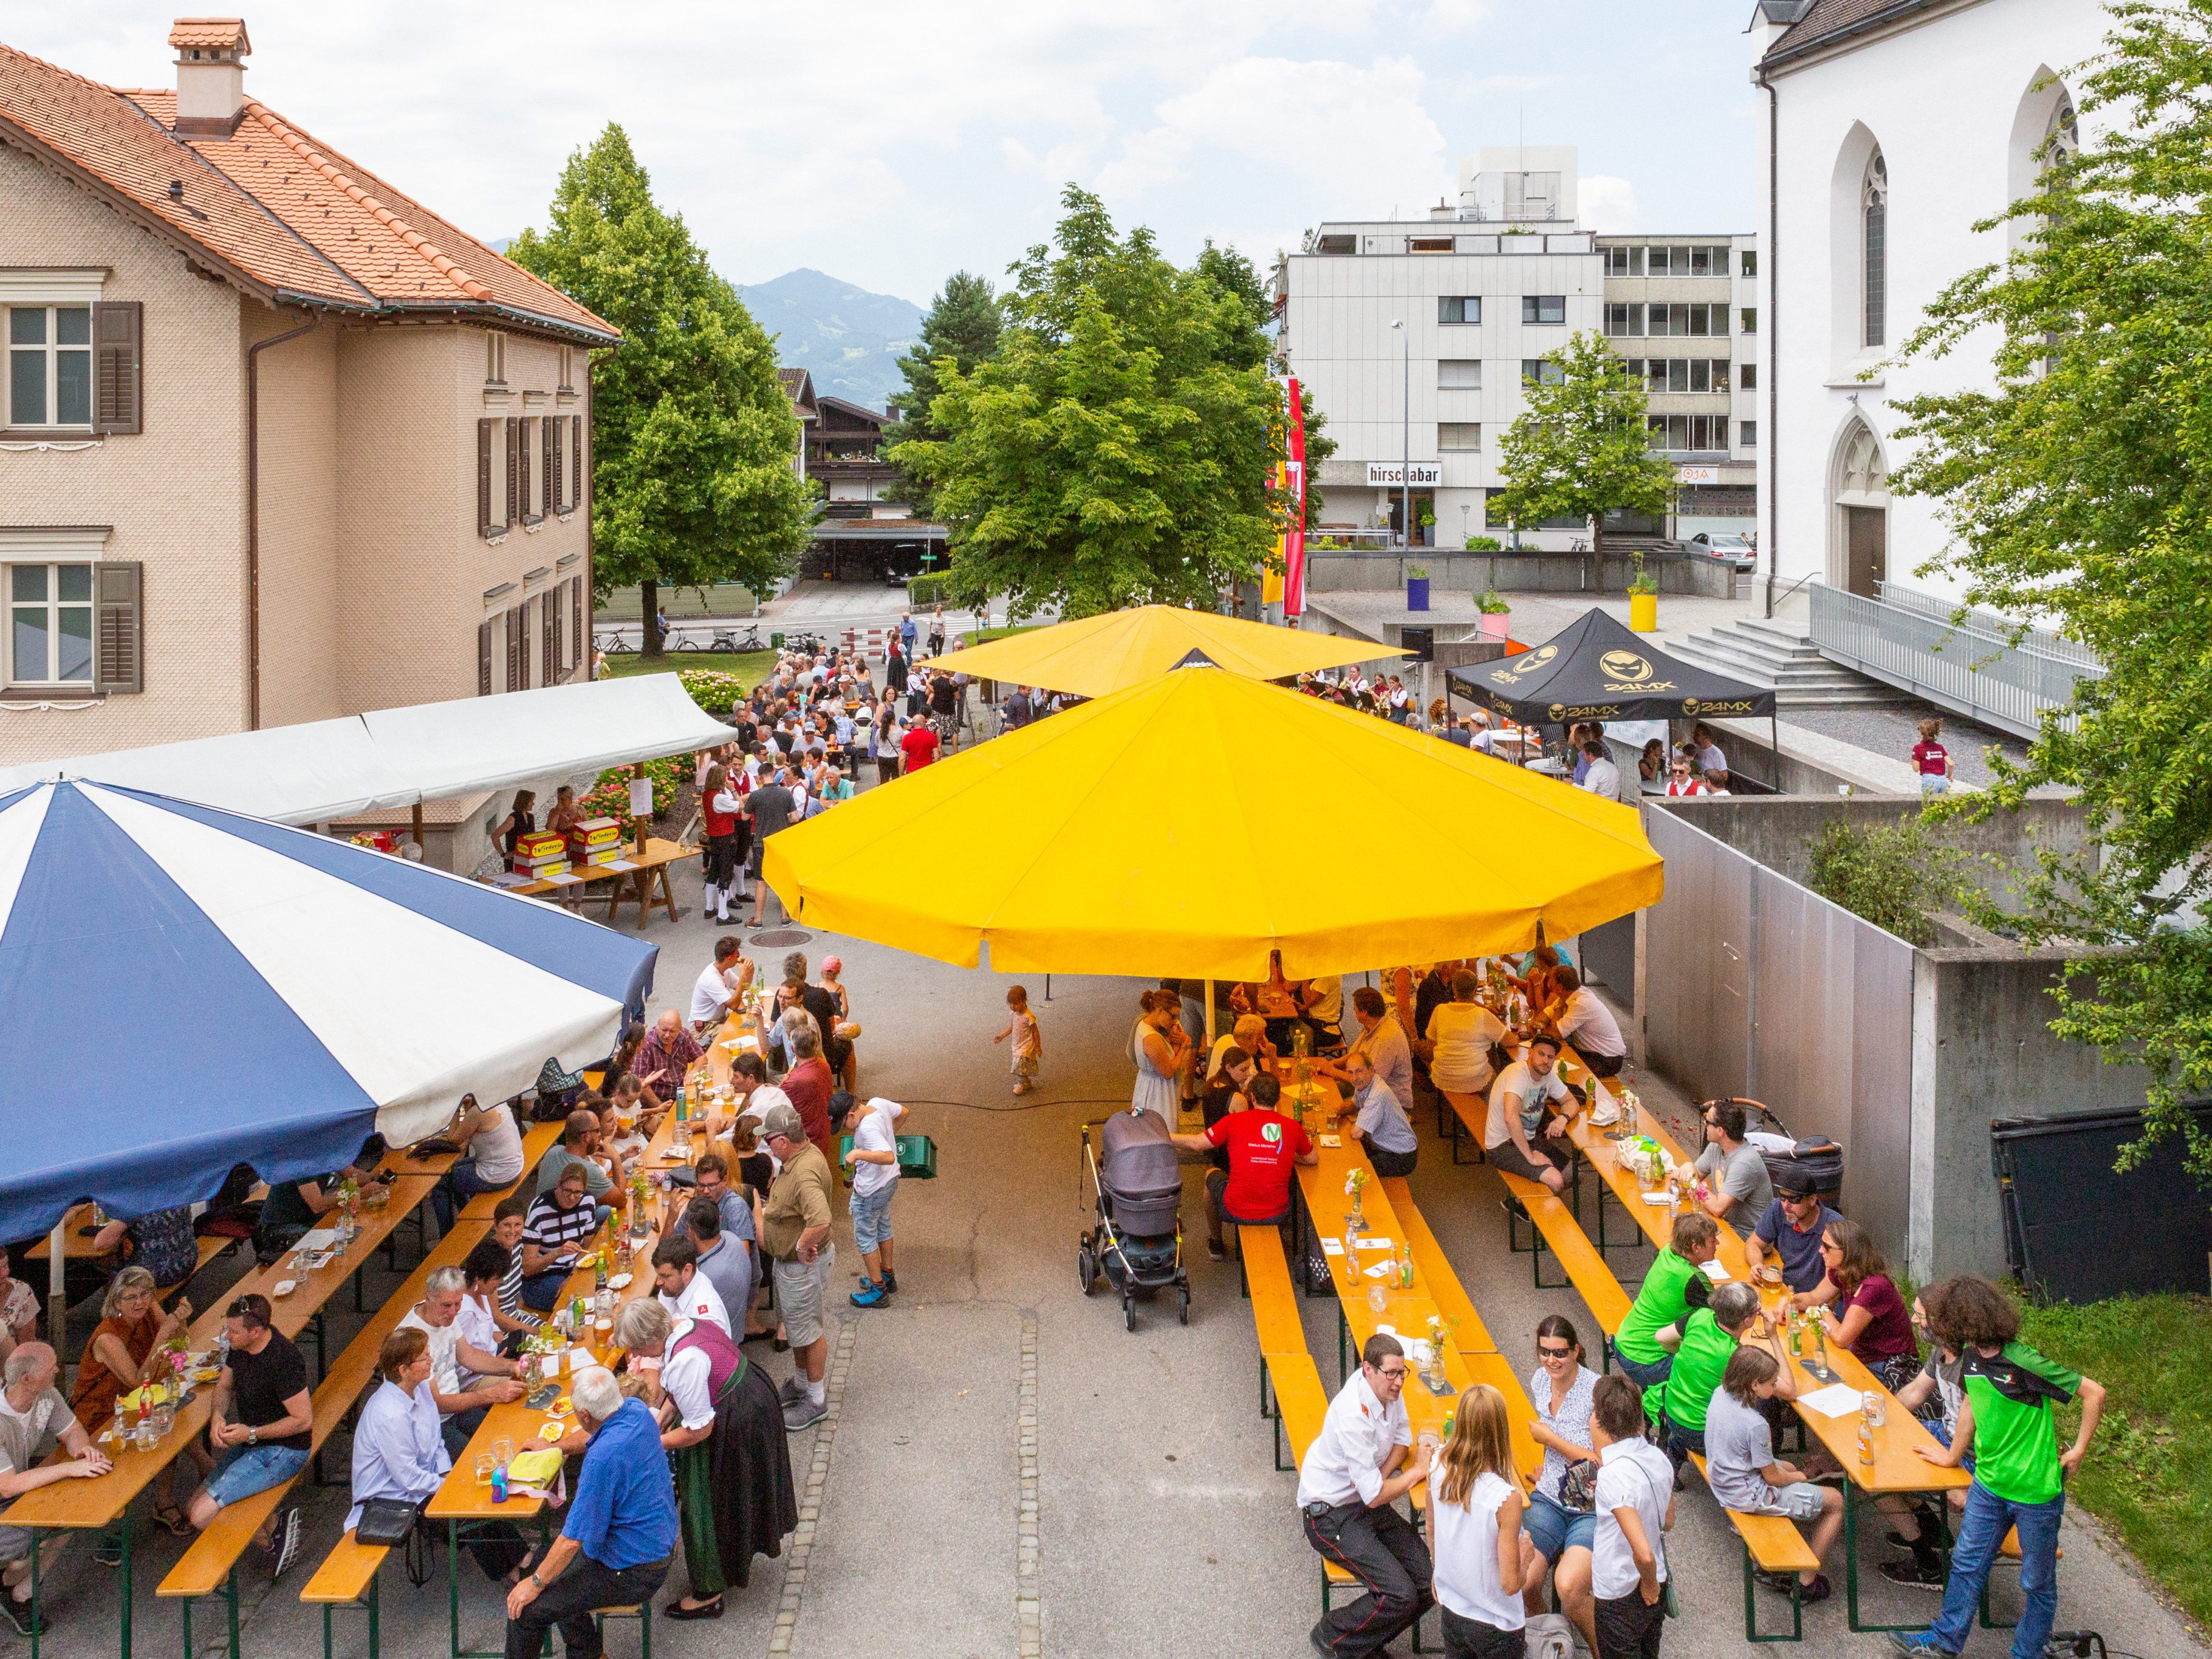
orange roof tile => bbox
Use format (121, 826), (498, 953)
(168, 19), (248, 53)
(0, 38), (615, 342)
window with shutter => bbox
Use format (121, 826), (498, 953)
(478, 618), (493, 696)
(477, 419), (496, 536)
(517, 421), (534, 524)
(92, 302), (142, 435)
(505, 419), (520, 528)
(543, 416), (557, 517)
(571, 417), (583, 512)
(505, 604), (524, 692)
(541, 589), (556, 683)
(570, 574), (584, 667)
(93, 561), (143, 692)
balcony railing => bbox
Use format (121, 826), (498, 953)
(1808, 580), (2104, 741)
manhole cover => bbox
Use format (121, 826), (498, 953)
(750, 929), (812, 947)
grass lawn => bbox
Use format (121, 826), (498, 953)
(2019, 1292), (2212, 1624)
(599, 649), (778, 687)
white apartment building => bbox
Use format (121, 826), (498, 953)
(1749, 0), (2104, 606)
(1276, 146), (1756, 553)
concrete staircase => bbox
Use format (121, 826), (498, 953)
(1667, 618), (1906, 707)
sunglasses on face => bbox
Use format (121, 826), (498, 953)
(1538, 1344), (1575, 1359)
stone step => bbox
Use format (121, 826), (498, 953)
(1680, 628), (1825, 672)
(1668, 627), (1905, 705)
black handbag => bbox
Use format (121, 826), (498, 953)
(354, 1498), (423, 1548)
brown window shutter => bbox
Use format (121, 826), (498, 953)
(477, 419), (495, 536)
(570, 574), (584, 666)
(93, 561), (143, 692)
(505, 419), (520, 527)
(519, 421), (533, 521)
(505, 604), (524, 692)
(92, 301), (142, 435)
(571, 416), (583, 511)
(478, 618), (493, 696)
(541, 590), (555, 683)
(549, 416), (564, 512)
(550, 581), (566, 677)
(541, 417), (555, 518)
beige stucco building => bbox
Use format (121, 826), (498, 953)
(0, 18), (617, 770)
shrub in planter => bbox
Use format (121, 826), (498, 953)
(676, 668), (749, 716)
(585, 753), (685, 820)
(1464, 535), (1502, 552)
(1628, 554), (1659, 597)
(1476, 590), (1511, 615)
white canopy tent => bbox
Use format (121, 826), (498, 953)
(0, 674), (734, 824)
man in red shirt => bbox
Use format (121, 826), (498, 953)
(1170, 1075), (1317, 1255)
(899, 719), (939, 771)
(778, 1021), (837, 1165)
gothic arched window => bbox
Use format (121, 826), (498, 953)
(1862, 150), (1888, 349)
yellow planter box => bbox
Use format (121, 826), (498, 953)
(1629, 590), (1659, 632)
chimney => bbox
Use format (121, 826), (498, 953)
(1428, 199), (1454, 222)
(169, 18), (250, 136)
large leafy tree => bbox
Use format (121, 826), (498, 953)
(891, 186), (1286, 618)
(1488, 331), (1674, 578)
(511, 125), (812, 656)
(889, 272), (1002, 446)
(1892, 3), (2212, 1178)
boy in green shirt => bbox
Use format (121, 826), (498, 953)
(1611, 1212), (1719, 1388)
(1891, 1276), (2103, 1659)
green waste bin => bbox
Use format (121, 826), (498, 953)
(770, 631), (785, 648)
(835, 1134), (939, 1185)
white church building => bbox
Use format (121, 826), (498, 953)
(1750, 0), (2104, 611)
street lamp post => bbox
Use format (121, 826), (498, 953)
(1391, 319), (1409, 552)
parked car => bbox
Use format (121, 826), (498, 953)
(1686, 532), (1756, 572)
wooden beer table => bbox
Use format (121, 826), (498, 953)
(2, 1173), (441, 1659)
(502, 836), (688, 930)
(1544, 1044), (1969, 1630)
(425, 1066), (725, 1659)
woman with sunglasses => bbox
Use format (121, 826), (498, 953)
(1521, 1316), (1601, 1654)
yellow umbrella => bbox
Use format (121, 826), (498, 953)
(765, 662), (1662, 979)
(913, 604), (1409, 699)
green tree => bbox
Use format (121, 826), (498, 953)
(891, 186), (1285, 618)
(1488, 331), (1674, 579)
(510, 125), (812, 657)
(888, 271), (1002, 519)
(1889, 3), (2212, 1178)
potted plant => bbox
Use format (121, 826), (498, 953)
(1406, 564), (1431, 611)
(1477, 589), (1511, 641)
(1464, 535), (1501, 552)
(1628, 554), (1660, 632)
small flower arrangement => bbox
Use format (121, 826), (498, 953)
(1628, 554), (1659, 597)
(1344, 1168), (1368, 1199)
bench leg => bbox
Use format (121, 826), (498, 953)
(1741, 1541), (1804, 1642)
(1274, 1411), (1290, 1473)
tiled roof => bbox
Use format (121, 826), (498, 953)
(1764, 0), (1944, 65)
(0, 39), (615, 341)
(777, 365), (818, 416)
(168, 18), (247, 52)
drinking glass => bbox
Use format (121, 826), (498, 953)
(492, 1438), (514, 1469)
(1863, 1390), (1886, 1426)
(474, 1453), (496, 1485)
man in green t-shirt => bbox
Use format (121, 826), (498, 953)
(1892, 1276), (2103, 1659)
(1611, 1212), (1719, 1389)
(1654, 1281), (1768, 1463)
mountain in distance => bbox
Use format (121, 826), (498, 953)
(741, 268), (925, 414)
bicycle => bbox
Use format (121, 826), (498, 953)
(593, 631), (634, 655)
(709, 624), (766, 652)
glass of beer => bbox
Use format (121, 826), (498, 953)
(474, 1453), (496, 1486)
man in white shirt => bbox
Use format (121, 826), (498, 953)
(1550, 967), (1627, 1077)
(1578, 741), (1625, 804)
(1484, 1035), (1578, 1193)
(689, 936), (755, 1035)
(1467, 711), (1498, 755)
(1588, 1374), (1674, 1659)
(1296, 1333), (1433, 1657)
(396, 1268), (526, 1455)
(650, 1234), (731, 1337)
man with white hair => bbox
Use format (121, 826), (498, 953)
(399, 1267), (528, 1455)
(0, 1343), (111, 1637)
(1467, 709), (1499, 756)
(503, 1366), (677, 1659)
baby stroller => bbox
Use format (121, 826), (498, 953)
(1078, 1109), (1191, 1331)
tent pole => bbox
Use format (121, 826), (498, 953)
(411, 801), (425, 857)
(1204, 979), (1217, 1124)
(1769, 713), (1779, 792)
(47, 1222), (64, 1349)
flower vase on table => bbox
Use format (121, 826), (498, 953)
(1344, 1168), (1369, 1233)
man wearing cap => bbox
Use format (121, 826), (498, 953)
(1746, 1185), (1844, 1304)
(757, 1104), (836, 1431)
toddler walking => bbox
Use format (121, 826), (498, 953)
(994, 985), (1043, 1095)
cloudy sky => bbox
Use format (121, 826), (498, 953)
(7, 1), (1760, 308)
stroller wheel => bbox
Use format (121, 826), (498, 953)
(1178, 1285), (1191, 1325)
(1123, 1296), (1137, 1333)
(1078, 1241), (1095, 1295)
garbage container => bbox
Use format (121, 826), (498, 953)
(770, 631), (785, 648)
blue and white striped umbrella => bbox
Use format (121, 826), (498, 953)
(0, 779), (658, 1242)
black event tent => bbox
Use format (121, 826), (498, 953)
(1446, 606), (1775, 739)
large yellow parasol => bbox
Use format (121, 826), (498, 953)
(913, 605), (1408, 699)
(764, 661), (1661, 979)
